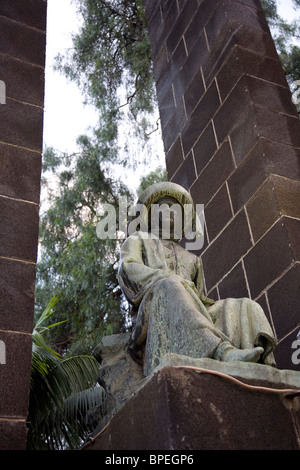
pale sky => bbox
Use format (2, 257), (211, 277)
(43, 0), (165, 193)
(43, 0), (98, 154)
(277, 0), (299, 20)
(43, 0), (299, 187)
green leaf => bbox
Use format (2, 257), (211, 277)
(34, 295), (60, 330)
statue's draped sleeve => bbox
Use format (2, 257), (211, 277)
(118, 232), (172, 308)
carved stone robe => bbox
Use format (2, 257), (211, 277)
(118, 231), (276, 376)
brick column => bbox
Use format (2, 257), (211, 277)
(143, 0), (300, 370)
(0, 1), (47, 449)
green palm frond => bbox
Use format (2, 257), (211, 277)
(34, 294), (60, 330)
(27, 297), (104, 450)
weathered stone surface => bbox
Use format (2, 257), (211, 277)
(0, 331), (33, 418)
(246, 175), (300, 242)
(93, 333), (145, 421)
(0, 420), (28, 451)
(154, 353), (300, 388)
(0, 143), (42, 203)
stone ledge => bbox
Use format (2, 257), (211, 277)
(155, 353), (300, 390)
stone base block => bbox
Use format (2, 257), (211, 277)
(84, 364), (300, 450)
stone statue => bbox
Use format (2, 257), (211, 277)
(118, 182), (276, 376)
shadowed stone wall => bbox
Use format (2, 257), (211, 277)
(0, 0), (47, 450)
(143, 0), (300, 370)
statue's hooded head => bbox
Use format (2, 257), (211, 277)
(128, 182), (203, 242)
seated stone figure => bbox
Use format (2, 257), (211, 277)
(118, 182), (276, 376)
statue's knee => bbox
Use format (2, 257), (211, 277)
(155, 277), (173, 289)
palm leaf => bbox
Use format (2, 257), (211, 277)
(28, 353), (103, 450)
(27, 297), (104, 450)
(34, 295), (60, 330)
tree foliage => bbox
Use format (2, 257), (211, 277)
(36, 138), (134, 356)
(55, 0), (157, 167)
(59, 0), (153, 110)
(262, 0), (300, 84)
(136, 165), (167, 197)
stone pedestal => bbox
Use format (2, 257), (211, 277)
(85, 334), (300, 450)
(92, 333), (145, 423)
(84, 365), (300, 450)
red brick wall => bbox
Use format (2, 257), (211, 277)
(143, 0), (300, 370)
(0, 0), (47, 449)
